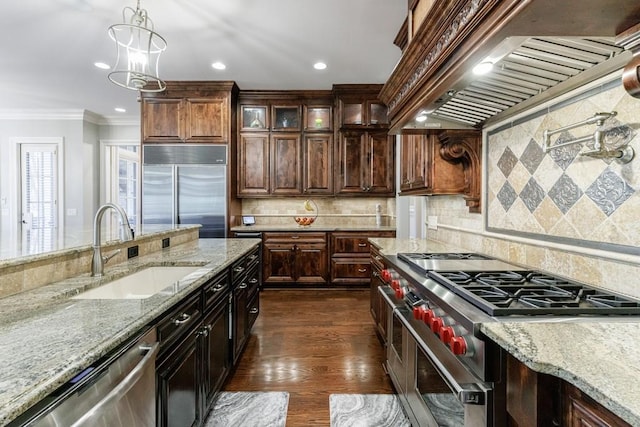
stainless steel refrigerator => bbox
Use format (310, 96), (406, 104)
(142, 145), (227, 238)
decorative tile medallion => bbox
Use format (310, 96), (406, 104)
(520, 138), (546, 174)
(548, 173), (584, 214)
(520, 178), (546, 213)
(549, 131), (582, 170)
(497, 147), (518, 178)
(585, 168), (635, 216)
(497, 181), (518, 211)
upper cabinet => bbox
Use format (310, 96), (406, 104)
(237, 91), (334, 197)
(333, 84), (395, 197)
(141, 81), (238, 144)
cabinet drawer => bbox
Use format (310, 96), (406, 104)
(370, 246), (385, 271)
(246, 265), (260, 300)
(331, 234), (371, 255)
(263, 232), (327, 244)
(231, 247), (260, 284)
(203, 271), (229, 310)
(331, 258), (371, 284)
(157, 293), (202, 353)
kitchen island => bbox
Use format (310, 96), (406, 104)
(0, 237), (260, 426)
(370, 237), (640, 426)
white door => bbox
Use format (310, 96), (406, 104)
(20, 144), (59, 253)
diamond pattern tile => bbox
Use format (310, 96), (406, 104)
(590, 124), (637, 165)
(548, 173), (584, 214)
(497, 181), (518, 211)
(548, 131), (582, 170)
(497, 147), (518, 178)
(585, 168), (635, 216)
(520, 139), (545, 174)
(519, 177), (546, 213)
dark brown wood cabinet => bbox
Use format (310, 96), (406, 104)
(505, 352), (631, 427)
(303, 133), (333, 195)
(262, 232), (328, 287)
(335, 130), (395, 195)
(399, 131), (466, 195)
(238, 133), (270, 196)
(271, 133), (302, 196)
(333, 84), (395, 197)
(330, 231), (396, 286)
(237, 91), (334, 198)
(141, 82), (237, 144)
(370, 243), (389, 344)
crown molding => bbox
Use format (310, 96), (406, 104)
(0, 108), (139, 126)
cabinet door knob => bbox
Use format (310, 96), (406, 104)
(249, 308), (259, 314)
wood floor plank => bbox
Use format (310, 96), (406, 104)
(223, 289), (395, 426)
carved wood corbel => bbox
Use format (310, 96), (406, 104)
(437, 130), (482, 213)
(616, 22), (640, 99)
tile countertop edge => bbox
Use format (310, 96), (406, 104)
(231, 225), (397, 232)
(480, 322), (640, 426)
(0, 238), (260, 426)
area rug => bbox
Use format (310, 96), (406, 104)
(329, 394), (411, 427)
(205, 391), (289, 427)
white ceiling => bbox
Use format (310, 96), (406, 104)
(0, 0), (406, 121)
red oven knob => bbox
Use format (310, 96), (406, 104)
(381, 269), (399, 283)
(450, 336), (468, 355)
(390, 279), (400, 290)
(431, 317), (445, 334)
(423, 309), (438, 327)
(440, 326), (455, 344)
(395, 287), (405, 299)
(413, 304), (428, 320)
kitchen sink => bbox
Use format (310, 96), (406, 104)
(72, 266), (203, 300)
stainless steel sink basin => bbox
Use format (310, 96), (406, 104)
(72, 266), (202, 300)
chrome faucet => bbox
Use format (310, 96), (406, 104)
(92, 203), (134, 277)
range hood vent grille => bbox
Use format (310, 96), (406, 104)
(431, 37), (625, 126)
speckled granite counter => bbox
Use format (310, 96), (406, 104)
(0, 238), (260, 426)
(481, 322), (640, 425)
(371, 237), (640, 425)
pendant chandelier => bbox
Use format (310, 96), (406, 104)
(107, 0), (167, 92)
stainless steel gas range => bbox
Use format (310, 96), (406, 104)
(378, 252), (640, 427)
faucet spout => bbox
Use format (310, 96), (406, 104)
(92, 203), (134, 277)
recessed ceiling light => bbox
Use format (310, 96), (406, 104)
(313, 62), (327, 70)
(94, 62), (111, 70)
(211, 62), (226, 70)
(472, 61), (494, 75)
(114, 107), (126, 113)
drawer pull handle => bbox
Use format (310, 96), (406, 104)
(375, 256), (382, 261)
(249, 255), (257, 260)
(238, 283), (248, 289)
(358, 268), (367, 273)
(249, 308), (259, 314)
(173, 313), (191, 326)
(234, 266), (245, 273)
(358, 243), (367, 247)
(249, 278), (258, 284)
(290, 235), (300, 239)
(212, 285), (225, 293)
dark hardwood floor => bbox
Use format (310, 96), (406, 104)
(223, 289), (395, 426)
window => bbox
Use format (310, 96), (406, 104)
(102, 141), (140, 232)
(20, 143), (59, 253)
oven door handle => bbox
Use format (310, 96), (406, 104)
(395, 307), (489, 405)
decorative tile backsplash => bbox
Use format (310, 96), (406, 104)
(486, 78), (640, 253)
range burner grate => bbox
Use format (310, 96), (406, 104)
(399, 253), (492, 261)
(428, 270), (640, 316)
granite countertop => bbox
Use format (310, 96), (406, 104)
(231, 225), (397, 232)
(481, 322), (640, 425)
(372, 237), (640, 425)
(0, 238), (260, 426)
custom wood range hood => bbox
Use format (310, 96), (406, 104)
(380, 0), (640, 132)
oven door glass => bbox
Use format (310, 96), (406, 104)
(415, 345), (465, 426)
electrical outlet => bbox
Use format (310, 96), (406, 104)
(427, 215), (438, 230)
(127, 245), (139, 259)
(162, 237), (170, 248)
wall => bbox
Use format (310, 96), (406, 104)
(241, 197), (396, 228)
(0, 111), (139, 253)
(426, 72), (640, 300)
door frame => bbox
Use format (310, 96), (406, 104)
(99, 139), (141, 228)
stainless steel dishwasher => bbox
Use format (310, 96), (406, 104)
(12, 328), (159, 427)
